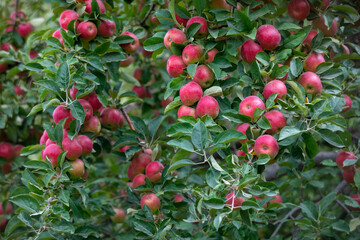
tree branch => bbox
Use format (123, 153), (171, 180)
(140, 3), (154, 27)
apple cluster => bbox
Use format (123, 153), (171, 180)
(0, 142), (23, 175)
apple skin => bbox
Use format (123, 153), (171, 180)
(85, 0), (106, 14)
(302, 30), (318, 49)
(164, 29), (187, 50)
(0, 142), (14, 161)
(336, 151), (356, 170)
(133, 174), (146, 188)
(330, 44), (350, 60)
(239, 96), (265, 121)
(62, 137), (83, 161)
(303, 52), (325, 73)
(341, 94), (352, 113)
(142, 47), (153, 57)
(256, 25), (281, 50)
(98, 20), (116, 37)
(53, 105), (73, 129)
(68, 159), (85, 178)
(83, 116), (101, 134)
(40, 131), (49, 145)
(264, 110), (286, 134)
(270, 194), (283, 204)
(145, 161), (164, 182)
(178, 105), (197, 118)
(254, 134), (279, 160)
(225, 192), (245, 207)
(343, 168), (358, 184)
(192, 65), (215, 88)
(240, 40), (263, 64)
(43, 144), (63, 167)
(186, 16), (209, 38)
(175, 13), (188, 26)
(59, 10), (79, 30)
(120, 56), (135, 67)
(263, 80), (287, 100)
(87, 92), (103, 111)
(10, 10), (26, 20)
(17, 22), (34, 38)
(46, 139), (56, 147)
(100, 108), (124, 129)
(298, 72), (322, 95)
(196, 96), (219, 119)
(161, 96), (173, 107)
(52, 29), (64, 46)
(132, 86), (151, 98)
(119, 145), (130, 152)
(77, 21), (98, 41)
(77, 135), (93, 156)
(119, 32), (139, 54)
(174, 194), (184, 203)
(206, 49), (218, 63)
(350, 195), (360, 211)
(127, 163), (138, 180)
(140, 193), (161, 212)
(29, 50), (38, 59)
(182, 44), (204, 66)
(111, 208), (126, 223)
(180, 82), (203, 106)
(77, 99), (93, 122)
(236, 123), (250, 143)
(287, 0), (310, 21)
(166, 55), (186, 77)
(132, 152), (152, 173)
(313, 17), (337, 37)
(133, 68), (143, 81)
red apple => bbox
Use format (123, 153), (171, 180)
(225, 192), (245, 207)
(1, 163), (12, 175)
(303, 30), (318, 49)
(0, 64), (8, 73)
(53, 105), (73, 129)
(17, 22), (33, 38)
(182, 44), (203, 66)
(140, 193), (161, 212)
(29, 50), (38, 59)
(119, 32), (139, 54)
(178, 105), (197, 118)
(40, 131), (49, 145)
(341, 94), (352, 113)
(161, 96), (173, 107)
(68, 159), (85, 178)
(303, 52), (325, 73)
(119, 145), (130, 152)
(62, 137), (82, 160)
(77, 21), (98, 41)
(100, 108), (124, 129)
(132, 86), (151, 98)
(127, 163), (139, 180)
(98, 20), (116, 37)
(186, 16), (208, 38)
(254, 134), (279, 160)
(313, 17), (337, 37)
(77, 135), (93, 156)
(336, 151), (356, 169)
(150, 15), (160, 26)
(43, 144), (63, 167)
(132, 152), (152, 173)
(46, 139), (56, 147)
(85, 0), (106, 14)
(298, 72), (322, 95)
(87, 92), (103, 111)
(0, 142), (14, 161)
(179, 82), (203, 106)
(196, 96), (219, 119)
(210, 0), (232, 11)
(164, 28), (187, 50)
(174, 194), (184, 203)
(256, 25), (281, 50)
(133, 68), (143, 81)
(263, 80), (287, 100)
(270, 194), (283, 204)
(350, 194), (360, 211)
(343, 168), (358, 184)
(166, 55), (186, 77)
(59, 10), (79, 30)
(240, 40), (263, 64)
(206, 49), (218, 63)
(145, 161), (164, 182)
(77, 99), (93, 122)
(83, 115), (101, 134)
(192, 65), (215, 88)
(111, 208), (126, 223)
(133, 174), (146, 188)
(236, 123), (250, 143)
(264, 110), (286, 134)
(10, 10), (26, 20)
(239, 96), (265, 121)
(288, 0), (310, 21)
(120, 56), (135, 67)
(52, 29), (64, 46)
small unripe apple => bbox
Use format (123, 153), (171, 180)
(132, 152), (152, 173)
(174, 194), (184, 203)
(225, 192), (245, 207)
(298, 72), (322, 95)
(192, 65), (215, 88)
(175, 12), (188, 26)
(53, 105), (73, 129)
(264, 110), (286, 134)
(85, 0), (106, 14)
(254, 134), (279, 160)
(59, 10), (79, 30)
(303, 52), (325, 73)
(196, 96), (219, 119)
(0, 142), (14, 161)
(179, 82), (203, 106)
(287, 0), (310, 21)
(68, 159), (85, 178)
(98, 20), (116, 37)
(17, 22), (34, 38)
(77, 135), (93, 156)
(336, 151), (356, 170)
(178, 105), (197, 118)
(145, 161), (164, 182)
(133, 174), (146, 188)
(313, 17), (337, 37)
(166, 55), (186, 77)
(239, 96), (265, 121)
(240, 40), (263, 64)
(83, 116), (101, 134)
(256, 25), (281, 50)
(236, 123), (250, 143)
(186, 16), (209, 38)
(182, 44), (204, 66)
(164, 28), (187, 50)
(263, 80), (287, 100)
(77, 21), (98, 41)
(119, 32), (139, 54)
(111, 208), (126, 223)
(341, 94), (352, 113)
(100, 108), (124, 129)
(43, 144), (63, 167)
(140, 193), (161, 212)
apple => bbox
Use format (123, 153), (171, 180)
(303, 52), (325, 73)
(68, 159), (85, 178)
(76, 99), (93, 122)
(225, 192), (245, 207)
(263, 80), (287, 100)
(59, 10), (79, 30)
(133, 68), (143, 81)
(142, 47), (153, 57)
(254, 134), (279, 160)
(1, 163), (12, 175)
(52, 29), (64, 46)
(313, 17), (337, 37)
(196, 96), (219, 119)
(119, 145), (130, 152)
(264, 110), (286, 134)
(133, 174), (146, 188)
(182, 44), (203, 65)
(145, 161), (164, 182)
(341, 94), (352, 113)
(111, 208), (126, 223)
(53, 105), (73, 129)
(29, 50), (38, 59)
(132, 86), (151, 98)
(256, 25), (281, 50)
(287, 0), (310, 21)
(77, 135), (93, 156)
(119, 32), (139, 54)
(186, 16), (208, 38)
(87, 92), (103, 111)
(192, 65), (215, 88)
(77, 21), (97, 41)
(336, 151), (356, 169)
(0, 203), (12, 232)
(17, 22), (34, 38)
(140, 193), (161, 212)
(46, 139), (56, 147)
(166, 55), (186, 77)
(0, 142), (14, 161)
(240, 40), (263, 64)
(0, 43), (16, 52)
(330, 44), (350, 59)
(10, 10), (26, 20)
(236, 123), (250, 143)
(127, 163), (138, 180)
(43, 144), (63, 167)
(132, 152), (152, 173)
(206, 49), (218, 63)
(343, 168), (358, 184)
(174, 194), (184, 203)
(40, 131), (49, 145)
(85, 0), (106, 14)
(298, 72), (322, 95)
(150, 15), (160, 26)
(178, 105), (197, 118)
(100, 108), (124, 129)
(350, 194), (360, 211)
(302, 30), (318, 49)
(239, 96), (265, 121)
(164, 28), (187, 50)
(210, 0), (232, 11)
(62, 137), (83, 160)
(270, 194), (283, 204)
(0, 64), (7, 73)
(13, 145), (23, 157)
(97, 20), (116, 37)
(120, 56), (135, 67)
(319, 0), (330, 9)
(175, 12), (188, 26)
(179, 82), (203, 106)
(161, 96), (173, 107)
(83, 116), (101, 134)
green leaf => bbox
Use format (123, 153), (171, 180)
(144, 37), (165, 52)
(193, 0), (206, 13)
(24, 161), (50, 170)
(238, 175), (259, 190)
(354, 171), (360, 190)
(164, 100), (182, 115)
(300, 201), (318, 220)
(213, 129), (246, 144)
(318, 129), (344, 148)
(204, 86), (223, 97)
(27, 103), (43, 117)
(240, 210), (252, 227)
(35, 80), (61, 96)
(168, 159), (195, 173)
(94, 41), (110, 54)
(287, 81), (304, 101)
(257, 116), (272, 130)
(87, 58), (104, 71)
(4, 216), (24, 236)
(256, 52), (269, 66)
(168, 139), (194, 152)
(257, 154), (271, 165)
(11, 195), (40, 213)
(283, 26), (311, 48)
(319, 192), (336, 215)
(133, 220), (155, 237)
(25, 63), (43, 71)
(187, 23), (201, 38)
(203, 198), (225, 209)
(56, 62), (70, 89)
(343, 159), (358, 167)
(148, 115), (165, 138)
(167, 122), (193, 137)
(214, 213), (225, 231)
(187, 64), (198, 77)
(302, 133), (319, 159)
(191, 121), (207, 150)
(51, 221), (75, 234)
(332, 220), (350, 234)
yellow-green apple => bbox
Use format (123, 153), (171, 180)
(192, 65), (215, 88)
(264, 110), (286, 134)
(59, 10), (79, 30)
(85, 0), (106, 14)
(111, 208), (126, 223)
(263, 80), (287, 100)
(166, 55), (186, 77)
(182, 44), (203, 65)
(225, 192), (245, 207)
(313, 17), (337, 37)
(341, 94), (352, 113)
(164, 29), (187, 50)
(98, 20), (116, 37)
(256, 25), (281, 50)
(43, 144), (63, 167)
(145, 161), (164, 182)
(179, 81), (203, 106)
(186, 16), (208, 38)
(236, 123), (250, 143)
(178, 105), (197, 118)
(303, 52), (325, 72)
(336, 151), (356, 169)
(68, 159), (85, 178)
(287, 0), (310, 21)
(77, 21), (98, 41)
(298, 72), (322, 95)
(140, 193), (161, 212)
(196, 96), (219, 119)
(254, 134), (279, 159)
(240, 40), (263, 64)
(119, 32), (139, 54)
(239, 96), (265, 121)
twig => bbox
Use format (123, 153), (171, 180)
(120, 107), (135, 131)
(140, 3), (155, 27)
(12, 0), (20, 35)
